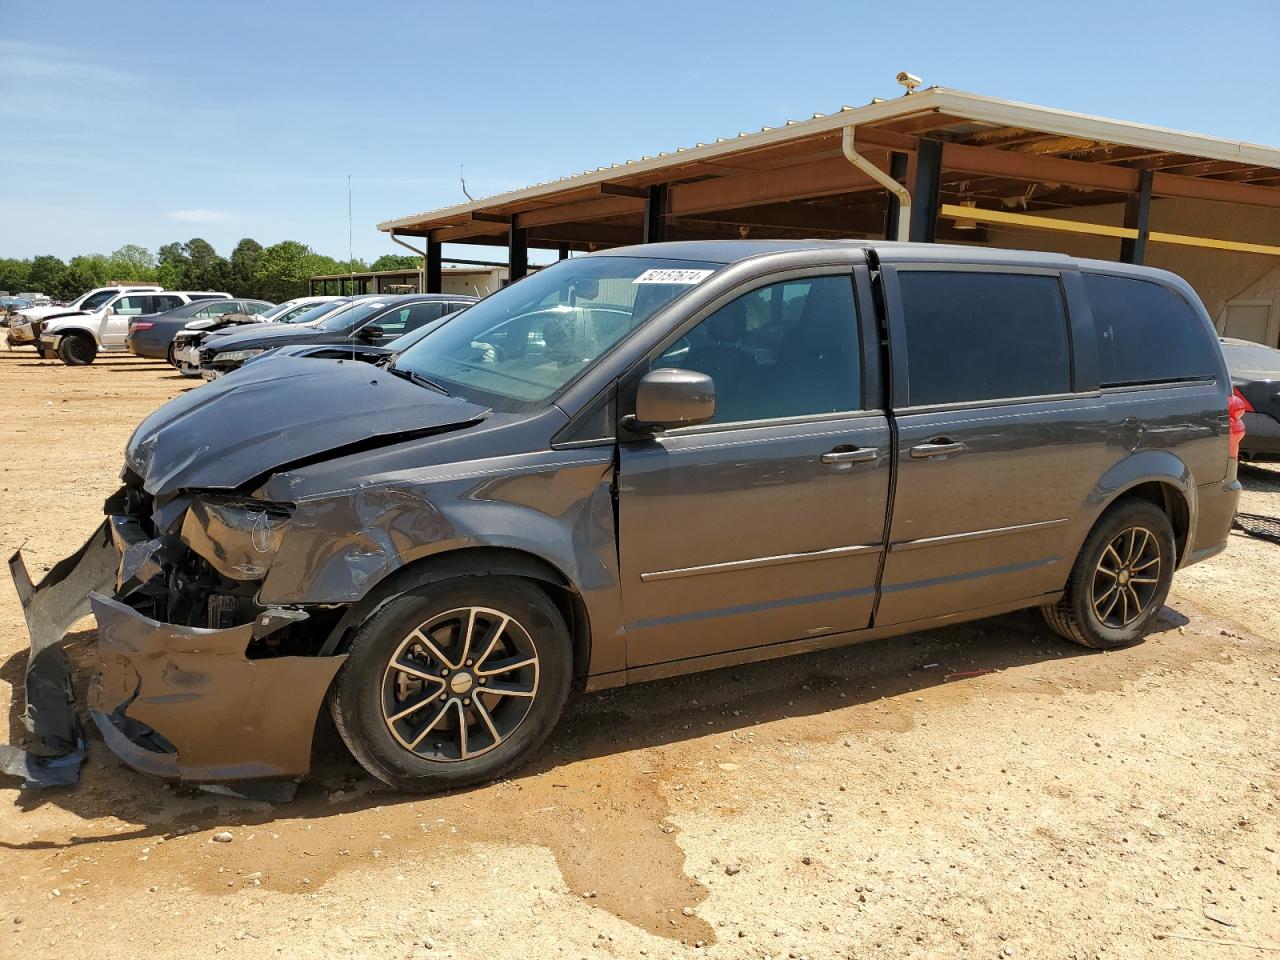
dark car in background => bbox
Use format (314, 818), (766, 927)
(198, 293), (477, 378)
(127, 298), (274, 361)
(1221, 336), (1280, 460)
(168, 296), (343, 375)
(241, 302), (467, 369)
(8, 241), (1243, 798)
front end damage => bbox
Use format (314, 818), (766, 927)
(2, 356), (502, 793)
(3, 478), (346, 792)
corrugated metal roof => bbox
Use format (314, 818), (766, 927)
(379, 87), (1280, 232)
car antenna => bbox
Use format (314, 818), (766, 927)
(348, 173), (356, 364)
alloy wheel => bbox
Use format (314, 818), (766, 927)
(381, 606), (539, 762)
(1091, 526), (1162, 628)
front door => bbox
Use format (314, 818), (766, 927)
(101, 294), (147, 347)
(618, 273), (890, 668)
(875, 265), (1108, 625)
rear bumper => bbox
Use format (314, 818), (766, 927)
(126, 334), (166, 359)
(3, 519), (346, 790)
(1185, 469), (1243, 566)
(1241, 411), (1280, 459)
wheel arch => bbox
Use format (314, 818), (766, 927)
(49, 325), (98, 343)
(317, 545), (593, 686)
(1076, 451), (1196, 567)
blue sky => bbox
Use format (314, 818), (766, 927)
(2, 0), (1278, 264)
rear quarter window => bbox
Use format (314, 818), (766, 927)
(1084, 273), (1217, 387)
(897, 270), (1072, 406)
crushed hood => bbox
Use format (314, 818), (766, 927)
(126, 356), (489, 496)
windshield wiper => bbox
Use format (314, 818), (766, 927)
(386, 365), (452, 396)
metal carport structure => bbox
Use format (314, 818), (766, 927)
(378, 86), (1280, 339)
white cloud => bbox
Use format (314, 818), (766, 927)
(165, 208), (236, 223)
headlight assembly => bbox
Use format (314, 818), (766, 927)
(214, 348), (265, 363)
(180, 496), (292, 581)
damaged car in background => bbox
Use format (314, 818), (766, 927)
(167, 296), (341, 376)
(3, 241), (1242, 798)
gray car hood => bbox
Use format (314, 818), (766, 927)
(126, 356), (489, 496)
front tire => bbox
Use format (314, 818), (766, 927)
(1042, 498), (1176, 649)
(58, 333), (97, 366)
(329, 576), (572, 793)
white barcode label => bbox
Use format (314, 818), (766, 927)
(633, 268), (715, 285)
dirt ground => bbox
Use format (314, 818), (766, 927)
(0, 339), (1277, 960)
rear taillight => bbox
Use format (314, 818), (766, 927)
(130, 321), (154, 331)
(1228, 389), (1248, 459)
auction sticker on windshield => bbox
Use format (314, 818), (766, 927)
(633, 268), (715, 285)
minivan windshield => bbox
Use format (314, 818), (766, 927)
(392, 256), (720, 408)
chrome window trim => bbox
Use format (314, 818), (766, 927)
(1099, 377), (1217, 394)
(662, 406), (887, 438)
(893, 391), (1093, 415)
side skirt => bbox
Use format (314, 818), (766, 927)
(586, 592), (1062, 690)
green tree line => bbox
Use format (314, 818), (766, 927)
(0, 240), (420, 302)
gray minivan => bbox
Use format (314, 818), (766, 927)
(7, 241), (1243, 795)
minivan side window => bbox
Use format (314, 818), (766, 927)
(1083, 273), (1217, 387)
(897, 271), (1071, 406)
(653, 275), (861, 425)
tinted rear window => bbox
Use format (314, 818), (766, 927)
(898, 271), (1072, 406)
(1084, 273), (1217, 387)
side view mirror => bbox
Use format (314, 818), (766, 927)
(628, 368), (716, 432)
(358, 324), (384, 342)
(103, 307), (115, 316)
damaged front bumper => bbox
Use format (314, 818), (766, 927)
(88, 594), (345, 783)
(3, 517), (346, 791)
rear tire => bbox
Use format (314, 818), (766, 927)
(1042, 498), (1175, 649)
(328, 576), (572, 793)
(58, 333), (97, 366)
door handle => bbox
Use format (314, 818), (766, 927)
(821, 446), (879, 465)
(909, 440), (966, 459)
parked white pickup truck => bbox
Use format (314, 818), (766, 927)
(7, 285), (162, 343)
(29, 290), (230, 365)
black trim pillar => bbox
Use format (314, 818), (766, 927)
(1120, 170), (1154, 265)
(557, 244), (570, 261)
(644, 184), (668, 243)
(883, 152), (909, 240)
(425, 238), (442, 293)
(909, 139), (942, 243)
(508, 223), (528, 282)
